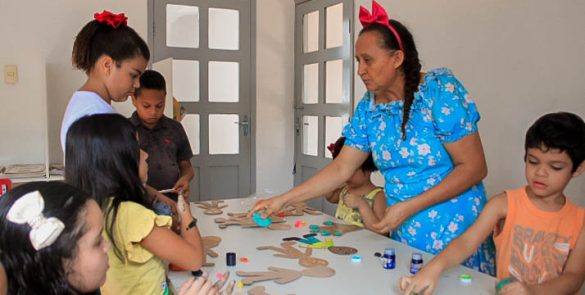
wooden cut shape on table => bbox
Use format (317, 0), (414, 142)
(247, 286), (270, 295)
(237, 267), (303, 285)
(202, 236), (221, 266)
(275, 203), (322, 217)
(318, 222), (362, 235)
(257, 241), (329, 268)
(300, 265), (336, 277)
(327, 246), (358, 255)
(214, 216), (286, 230)
(248, 286), (296, 295)
(196, 200), (228, 215)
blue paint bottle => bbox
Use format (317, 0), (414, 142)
(410, 253), (423, 274)
(382, 248), (396, 269)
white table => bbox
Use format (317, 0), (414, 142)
(169, 198), (496, 294)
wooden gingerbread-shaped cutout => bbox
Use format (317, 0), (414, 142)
(214, 216), (287, 230)
(237, 267), (303, 285)
(257, 241), (329, 268)
(247, 286), (270, 295)
(202, 236), (221, 266)
(273, 203), (322, 217)
(197, 200), (228, 215)
(318, 222), (361, 235)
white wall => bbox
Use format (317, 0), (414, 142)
(254, 0), (296, 194)
(354, 0), (585, 206)
(0, 0), (146, 165)
(1, 0), (583, 206)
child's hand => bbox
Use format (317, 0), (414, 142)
(399, 267), (439, 295)
(177, 193), (192, 215)
(343, 193), (367, 209)
(178, 277), (220, 295)
(497, 281), (530, 295)
(174, 178), (191, 198)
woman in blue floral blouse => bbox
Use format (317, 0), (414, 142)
(252, 1), (495, 274)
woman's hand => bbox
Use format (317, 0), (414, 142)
(343, 193), (367, 209)
(248, 195), (288, 218)
(178, 277), (219, 295)
(399, 265), (440, 295)
(372, 201), (414, 233)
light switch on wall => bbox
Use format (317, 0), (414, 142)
(4, 64), (18, 85)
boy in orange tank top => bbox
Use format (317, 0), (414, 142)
(398, 112), (585, 295)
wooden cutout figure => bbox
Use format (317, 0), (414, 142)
(202, 236), (221, 266)
(248, 286), (270, 295)
(228, 203), (321, 220)
(238, 266), (335, 286)
(318, 222), (362, 235)
(275, 203), (322, 217)
(300, 265), (336, 277)
(328, 246), (358, 256)
(237, 267), (303, 285)
(197, 200), (228, 215)
(248, 286), (297, 295)
(257, 241), (329, 268)
(214, 216), (287, 230)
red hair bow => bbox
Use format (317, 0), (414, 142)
(327, 143), (336, 153)
(359, 1), (404, 52)
(94, 10), (128, 29)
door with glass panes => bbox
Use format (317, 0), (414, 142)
(294, 0), (353, 214)
(150, 0), (254, 201)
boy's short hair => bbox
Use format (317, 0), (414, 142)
(328, 137), (378, 172)
(525, 112), (585, 172)
(135, 70), (166, 96)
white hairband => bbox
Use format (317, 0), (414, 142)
(6, 190), (65, 250)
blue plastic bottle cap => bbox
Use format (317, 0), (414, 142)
(351, 255), (362, 262)
(459, 274), (472, 284)
(226, 252), (237, 266)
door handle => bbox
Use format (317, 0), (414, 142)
(235, 115), (250, 136)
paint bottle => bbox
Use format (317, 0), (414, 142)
(410, 253), (423, 274)
(381, 248), (396, 269)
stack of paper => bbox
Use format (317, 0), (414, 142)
(1, 164), (46, 178)
(49, 163), (65, 176)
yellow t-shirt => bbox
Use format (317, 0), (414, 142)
(334, 186), (383, 226)
(101, 198), (173, 295)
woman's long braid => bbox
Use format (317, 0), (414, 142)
(361, 20), (422, 139)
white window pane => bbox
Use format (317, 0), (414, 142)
(325, 59), (343, 103)
(326, 3), (343, 49)
(181, 114), (200, 155)
(166, 4), (199, 48)
(172, 60), (199, 102)
(209, 114), (239, 155)
(302, 116), (318, 156)
(324, 116), (344, 158)
(209, 61), (239, 102)
(209, 8), (239, 50)
(303, 63), (318, 104)
(303, 11), (319, 53)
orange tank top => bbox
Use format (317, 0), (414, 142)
(494, 186), (584, 284)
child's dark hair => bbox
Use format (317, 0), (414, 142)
(525, 112), (585, 172)
(135, 69), (166, 97)
(65, 114), (150, 259)
(0, 181), (98, 295)
(328, 137), (378, 172)
(72, 17), (150, 73)
(360, 19), (421, 139)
